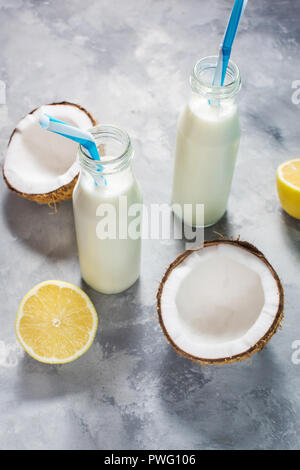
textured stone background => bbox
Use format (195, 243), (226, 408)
(1, 0), (300, 450)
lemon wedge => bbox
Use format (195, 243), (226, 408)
(277, 159), (300, 220)
(15, 281), (98, 364)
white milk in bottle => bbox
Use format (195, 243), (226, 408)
(172, 56), (241, 227)
(73, 125), (143, 294)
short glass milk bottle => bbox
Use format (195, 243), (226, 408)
(73, 125), (143, 294)
(172, 56), (241, 227)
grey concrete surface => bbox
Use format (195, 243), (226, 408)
(1, 0), (300, 450)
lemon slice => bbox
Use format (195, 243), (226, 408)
(277, 159), (300, 220)
(15, 281), (98, 364)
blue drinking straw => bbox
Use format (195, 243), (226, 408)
(39, 114), (100, 161)
(39, 114), (106, 185)
(212, 0), (247, 87)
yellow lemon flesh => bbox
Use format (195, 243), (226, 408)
(16, 281), (98, 364)
(277, 159), (300, 220)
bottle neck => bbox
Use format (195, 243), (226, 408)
(190, 56), (241, 102)
(78, 125), (134, 177)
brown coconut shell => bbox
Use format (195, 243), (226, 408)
(3, 101), (97, 205)
(157, 239), (284, 365)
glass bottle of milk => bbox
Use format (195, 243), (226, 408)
(73, 125), (143, 294)
(172, 56), (241, 227)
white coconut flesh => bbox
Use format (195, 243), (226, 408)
(4, 104), (94, 195)
(159, 243), (281, 361)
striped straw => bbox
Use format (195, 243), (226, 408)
(212, 0), (247, 88)
(39, 114), (106, 185)
(39, 114), (100, 161)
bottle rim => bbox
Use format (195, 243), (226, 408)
(191, 56), (241, 100)
(78, 124), (133, 175)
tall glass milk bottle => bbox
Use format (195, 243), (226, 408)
(73, 125), (143, 294)
(172, 56), (241, 227)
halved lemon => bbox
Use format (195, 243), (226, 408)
(15, 280), (98, 364)
(277, 159), (300, 220)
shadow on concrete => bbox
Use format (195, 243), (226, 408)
(156, 343), (292, 449)
(3, 191), (77, 260)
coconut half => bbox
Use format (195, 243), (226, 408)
(157, 240), (284, 365)
(3, 102), (97, 204)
